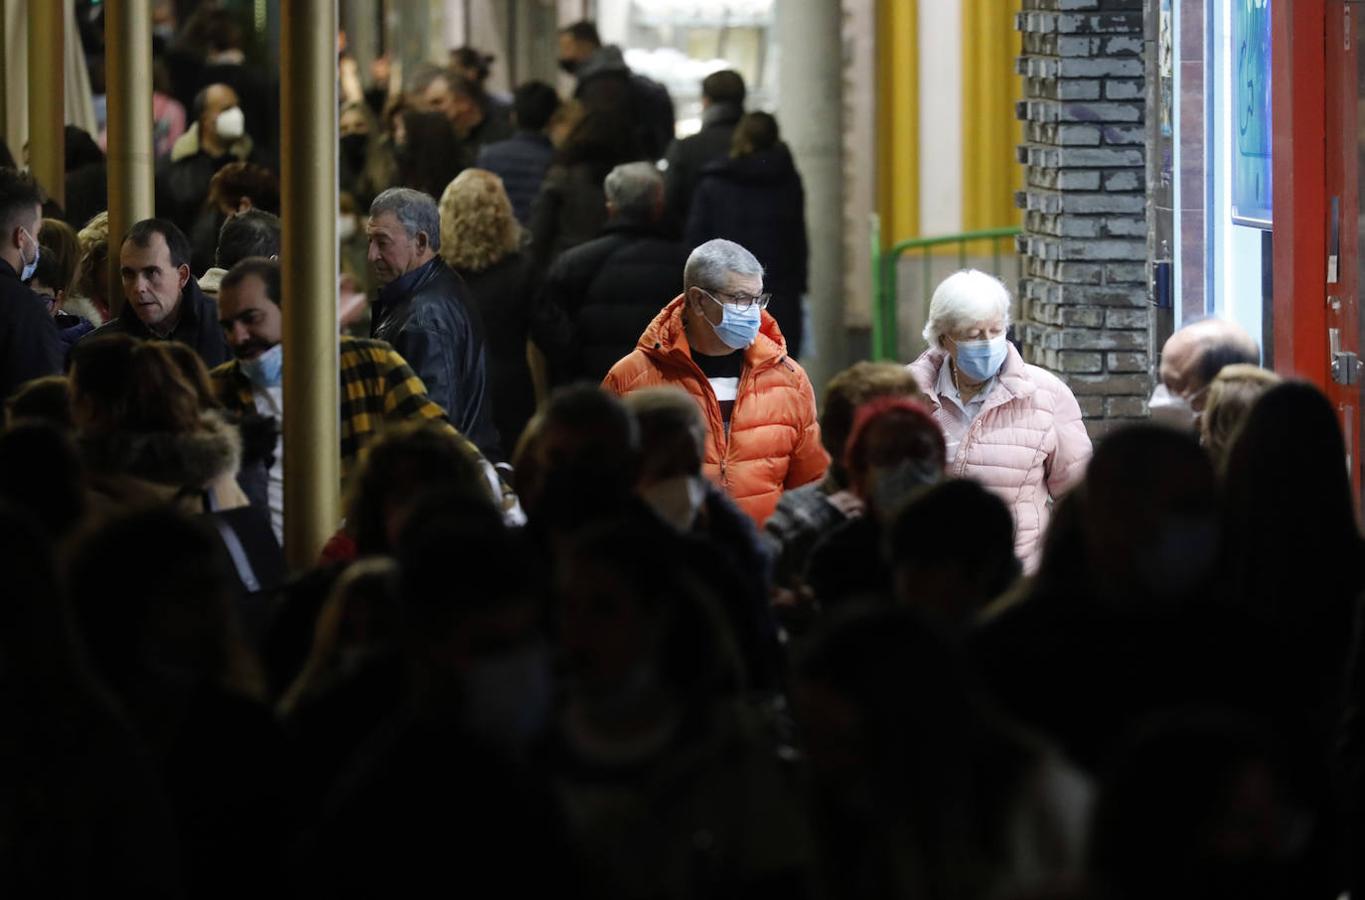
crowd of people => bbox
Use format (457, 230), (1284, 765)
(1, 7), (1364, 899)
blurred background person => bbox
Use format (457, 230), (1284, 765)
(439, 168), (571, 450)
(686, 111), (808, 357)
(393, 107), (465, 201)
(338, 100), (395, 211)
(476, 81), (561, 225)
(664, 69), (746, 230)
(1198, 363), (1280, 469)
(528, 106), (638, 272)
(538, 160), (687, 384)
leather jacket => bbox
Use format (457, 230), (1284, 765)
(372, 257), (501, 458)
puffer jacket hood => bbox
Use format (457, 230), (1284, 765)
(908, 344), (1092, 571)
(603, 295), (829, 525)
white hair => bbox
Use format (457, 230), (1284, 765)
(684, 239), (764, 293)
(921, 269), (1012, 349)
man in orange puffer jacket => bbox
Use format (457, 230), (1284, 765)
(603, 239), (828, 525)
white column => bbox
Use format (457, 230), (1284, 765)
(777, 0), (846, 391)
(918, 0), (963, 236)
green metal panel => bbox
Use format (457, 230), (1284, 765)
(870, 225), (1022, 361)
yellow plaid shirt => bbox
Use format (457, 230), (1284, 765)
(210, 336), (479, 479)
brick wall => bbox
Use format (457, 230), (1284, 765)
(1015, 0), (1152, 438)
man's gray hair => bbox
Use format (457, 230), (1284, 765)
(371, 187), (442, 253)
(605, 162), (664, 223)
(683, 239), (764, 293)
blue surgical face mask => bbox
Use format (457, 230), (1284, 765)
(18, 228), (39, 282)
(700, 289), (761, 351)
(952, 335), (1008, 383)
(240, 343), (283, 388)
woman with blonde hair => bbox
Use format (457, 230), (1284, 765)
(440, 168), (569, 447)
(1198, 363), (1281, 469)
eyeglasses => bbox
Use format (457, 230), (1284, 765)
(699, 288), (771, 312)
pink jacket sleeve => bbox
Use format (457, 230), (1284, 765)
(1045, 381), (1092, 498)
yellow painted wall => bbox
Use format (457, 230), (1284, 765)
(877, 0), (918, 245)
(961, 0), (1024, 231)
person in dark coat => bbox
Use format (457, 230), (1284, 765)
(528, 106), (638, 273)
(392, 108), (464, 203)
(0, 169), (63, 400)
(367, 187), (501, 459)
(83, 218), (231, 367)
(408, 64), (514, 173)
(63, 125), (109, 232)
(685, 111), (809, 357)
(663, 69), (745, 229)
(475, 80), (560, 224)
(557, 20), (675, 161)
(156, 83), (265, 245)
(540, 161), (688, 383)
(439, 169), (572, 450)
(193, 8), (279, 164)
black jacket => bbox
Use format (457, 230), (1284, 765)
(573, 45), (675, 161)
(371, 257), (501, 458)
(0, 258), (64, 401)
(540, 221), (688, 383)
(663, 101), (742, 229)
(685, 144), (809, 356)
(85, 275), (232, 368)
(455, 251), (572, 450)
(476, 132), (555, 224)
(528, 162), (612, 274)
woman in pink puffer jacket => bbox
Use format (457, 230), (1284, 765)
(907, 271), (1092, 570)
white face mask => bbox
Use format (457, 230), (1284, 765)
(639, 475), (707, 532)
(215, 106), (246, 141)
(1148, 383), (1196, 432)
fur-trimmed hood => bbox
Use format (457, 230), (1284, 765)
(79, 412), (243, 489)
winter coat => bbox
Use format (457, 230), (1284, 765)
(540, 221), (688, 382)
(572, 45), (675, 161)
(476, 132), (556, 224)
(454, 251), (573, 449)
(663, 101), (742, 228)
(371, 257), (501, 459)
(85, 275), (232, 368)
(0, 258), (63, 401)
(907, 344), (1091, 570)
(528, 161), (613, 272)
(685, 144), (808, 356)
(603, 296), (829, 525)
(79, 411), (250, 516)
(156, 123), (259, 248)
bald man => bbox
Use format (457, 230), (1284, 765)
(1151, 318), (1260, 428)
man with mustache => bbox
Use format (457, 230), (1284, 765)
(211, 257), (498, 540)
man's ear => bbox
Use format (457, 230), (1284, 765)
(176, 263), (191, 290)
(415, 231), (430, 252)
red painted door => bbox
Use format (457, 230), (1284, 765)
(1272, 0), (1362, 499)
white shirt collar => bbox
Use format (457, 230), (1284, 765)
(935, 355), (994, 413)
